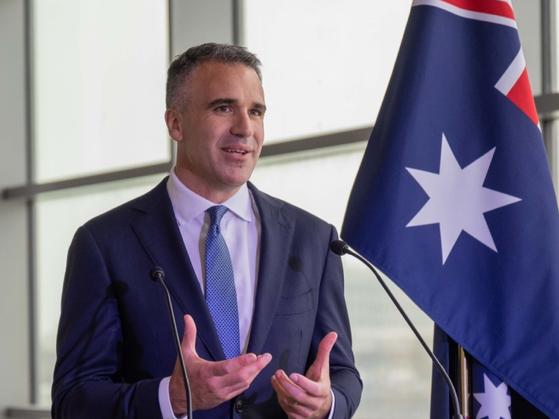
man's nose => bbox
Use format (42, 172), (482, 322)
(230, 111), (254, 138)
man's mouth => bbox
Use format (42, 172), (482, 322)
(222, 147), (249, 155)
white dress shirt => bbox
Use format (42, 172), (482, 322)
(158, 170), (334, 419)
(159, 170), (260, 418)
(166, 169), (260, 351)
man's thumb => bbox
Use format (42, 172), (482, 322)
(307, 332), (337, 380)
(181, 314), (198, 355)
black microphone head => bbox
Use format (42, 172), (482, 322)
(330, 240), (349, 256)
(150, 266), (165, 282)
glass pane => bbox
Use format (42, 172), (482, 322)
(33, 0), (170, 182)
(243, 1), (410, 143)
(253, 147), (433, 418)
(345, 259), (433, 419)
(253, 144), (366, 227)
(36, 175), (163, 404)
(244, 1), (543, 143)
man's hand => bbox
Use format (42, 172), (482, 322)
(271, 332), (337, 419)
(170, 314), (272, 416)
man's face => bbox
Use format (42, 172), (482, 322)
(167, 61), (266, 202)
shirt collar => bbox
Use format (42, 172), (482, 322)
(167, 168), (254, 225)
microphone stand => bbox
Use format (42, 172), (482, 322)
(330, 240), (464, 419)
(151, 267), (194, 419)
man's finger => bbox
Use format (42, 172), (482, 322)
(272, 370), (310, 405)
(181, 314), (198, 356)
(289, 373), (322, 397)
(271, 375), (302, 414)
(272, 371), (321, 413)
(314, 332), (338, 371)
(287, 401), (315, 418)
(210, 353), (257, 376)
(271, 373), (288, 398)
(210, 352), (270, 376)
(306, 332), (337, 380)
(214, 353), (272, 388)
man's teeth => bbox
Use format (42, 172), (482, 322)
(224, 148), (248, 155)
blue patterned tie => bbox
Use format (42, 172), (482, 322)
(205, 205), (240, 359)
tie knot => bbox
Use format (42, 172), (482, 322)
(207, 205), (228, 227)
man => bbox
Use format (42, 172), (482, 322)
(52, 43), (362, 418)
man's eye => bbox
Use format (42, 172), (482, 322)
(250, 109), (263, 117)
(215, 105), (232, 113)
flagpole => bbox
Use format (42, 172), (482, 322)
(457, 346), (471, 419)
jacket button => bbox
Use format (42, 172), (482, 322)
(234, 398), (245, 413)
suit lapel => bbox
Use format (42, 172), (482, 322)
(130, 179), (224, 360)
(247, 183), (294, 354)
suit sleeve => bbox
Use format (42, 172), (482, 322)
(51, 225), (163, 419)
(313, 226), (363, 418)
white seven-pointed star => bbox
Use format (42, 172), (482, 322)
(473, 374), (511, 419)
(406, 133), (521, 264)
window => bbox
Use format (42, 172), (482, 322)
(242, 1), (410, 143)
(31, 0), (170, 403)
(1, 1), (554, 416)
(32, 0), (170, 182)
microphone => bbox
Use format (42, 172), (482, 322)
(150, 267), (194, 418)
(330, 240), (464, 419)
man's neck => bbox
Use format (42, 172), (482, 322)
(173, 167), (242, 204)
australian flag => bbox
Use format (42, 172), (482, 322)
(342, 1), (559, 418)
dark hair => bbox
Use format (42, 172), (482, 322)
(166, 43), (262, 109)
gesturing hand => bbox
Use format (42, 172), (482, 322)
(271, 332), (338, 419)
(169, 314), (272, 416)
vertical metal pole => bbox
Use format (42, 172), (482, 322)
(541, 0), (557, 187)
(542, 0), (555, 95)
(23, 0), (38, 404)
(167, 0), (176, 165)
(232, 0), (244, 46)
(457, 347), (471, 418)
(167, 0), (173, 61)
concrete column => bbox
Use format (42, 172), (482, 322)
(170, 0), (235, 56)
(0, 0), (31, 412)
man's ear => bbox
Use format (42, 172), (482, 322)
(165, 108), (183, 142)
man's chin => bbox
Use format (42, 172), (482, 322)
(220, 170), (254, 188)
(221, 178), (250, 191)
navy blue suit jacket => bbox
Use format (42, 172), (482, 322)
(52, 179), (362, 418)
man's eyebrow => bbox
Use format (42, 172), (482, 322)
(208, 98), (236, 108)
(208, 98), (267, 113)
